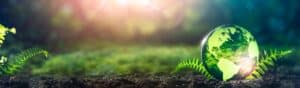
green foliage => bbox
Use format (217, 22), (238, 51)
(0, 48), (48, 75)
(0, 24), (48, 76)
(0, 24), (16, 46)
(174, 58), (213, 79)
(32, 46), (198, 76)
(246, 49), (293, 79)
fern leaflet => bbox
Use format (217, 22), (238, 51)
(0, 24), (16, 47)
(175, 58), (213, 79)
(0, 48), (48, 75)
(246, 49), (293, 79)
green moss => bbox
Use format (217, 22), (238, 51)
(32, 45), (198, 76)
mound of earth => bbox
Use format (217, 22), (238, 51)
(0, 74), (298, 88)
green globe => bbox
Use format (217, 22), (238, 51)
(201, 25), (259, 81)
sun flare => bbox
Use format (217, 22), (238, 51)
(116, 0), (151, 6)
(49, 0), (192, 38)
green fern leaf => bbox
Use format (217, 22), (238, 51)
(0, 48), (48, 75)
(174, 58), (213, 79)
(246, 49), (293, 79)
(0, 24), (16, 47)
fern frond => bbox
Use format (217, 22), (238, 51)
(246, 49), (293, 79)
(0, 24), (16, 47)
(0, 48), (48, 75)
(174, 58), (213, 79)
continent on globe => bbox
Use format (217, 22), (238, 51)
(200, 25), (259, 81)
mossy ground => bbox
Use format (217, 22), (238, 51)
(4, 45), (299, 88)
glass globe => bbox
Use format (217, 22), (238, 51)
(200, 25), (259, 81)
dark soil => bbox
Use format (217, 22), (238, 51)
(0, 74), (299, 88)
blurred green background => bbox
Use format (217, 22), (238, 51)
(0, 0), (299, 76)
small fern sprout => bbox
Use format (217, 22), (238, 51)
(0, 24), (48, 76)
(174, 58), (213, 79)
(246, 49), (293, 79)
(0, 24), (16, 46)
(0, 48), (48, 75)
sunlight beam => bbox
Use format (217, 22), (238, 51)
(116, 0), (129, 6)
